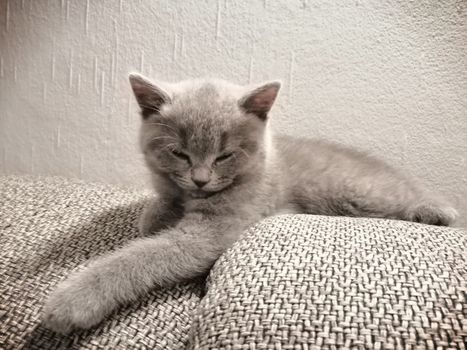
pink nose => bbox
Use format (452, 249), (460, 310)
(191, 167), (211, 188)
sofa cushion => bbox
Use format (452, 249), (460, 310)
(190, 215), (467, 349)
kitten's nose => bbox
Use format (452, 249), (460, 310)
(191, 167), (211, 188)
(193, 179), (209, 188)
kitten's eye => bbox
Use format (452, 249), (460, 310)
(171, 149), (191, 163)
(215, 152), (233, 163)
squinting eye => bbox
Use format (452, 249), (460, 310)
(171, 149), (191, 163)
(215, 152), (233, 163)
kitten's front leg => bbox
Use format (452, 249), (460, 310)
(138, 196), (183, 236)
(43, 213), (244, 334)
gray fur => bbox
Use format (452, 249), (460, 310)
(43, 74), (458, 333)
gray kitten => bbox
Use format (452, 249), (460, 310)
(43, 74), (458, 333)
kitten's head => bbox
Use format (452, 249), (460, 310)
(129, 74), (280, 197)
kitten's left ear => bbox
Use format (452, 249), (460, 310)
(239, 81), (281, 120)
(129, 73), (171, 119)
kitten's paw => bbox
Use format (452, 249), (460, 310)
(138, 198), (180, 236)
(408, 203), (458, 226)
(138, 199), (163, 236)
(43, 276), (111, 334)
(138, 213), (155, 237)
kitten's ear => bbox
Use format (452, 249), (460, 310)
(129, 73), (171, 119)
(239, 81), (281, 120)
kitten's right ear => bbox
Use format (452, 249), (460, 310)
(129, 73), (171, 119)
(239, 81), (281, 121)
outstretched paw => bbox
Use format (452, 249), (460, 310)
(408, 203), (458, 226)
(43, 274), (112, 334)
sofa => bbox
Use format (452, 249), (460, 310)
(1, 176), (465, 349)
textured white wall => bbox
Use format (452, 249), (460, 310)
(1, 0), (466, 225)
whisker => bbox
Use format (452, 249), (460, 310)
(238, 148), (250, 159)
(161, 143), (177, 151)
(137, 103), (155, 110)
(145, 122), (179, 136)
(149, 136), (176, 143)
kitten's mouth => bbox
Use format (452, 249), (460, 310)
(188, 190), (215, 199)
(185, 182), (234, 199)
(188, 186), (232, 199)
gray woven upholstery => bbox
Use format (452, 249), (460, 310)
(191, 215), (467, 349)
(0, 176), (203, 349)
(1, 176), (466, 349)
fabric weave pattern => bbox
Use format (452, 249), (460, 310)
(191, 215), (467, 349)
(0, 176), (202, 350)
(1, 176), (465, 349)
